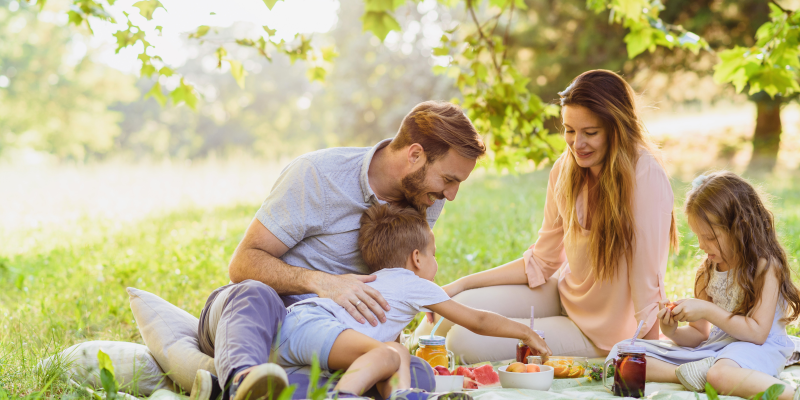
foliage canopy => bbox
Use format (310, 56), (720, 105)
(19, 0), (800, 169)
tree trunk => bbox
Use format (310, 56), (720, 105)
(746, 96), (783, 174)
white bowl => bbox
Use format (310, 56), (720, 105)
(434, 375), (464, 392)
(497, 365), (554, 391)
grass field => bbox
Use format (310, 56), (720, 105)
(2, 168), (800, 398)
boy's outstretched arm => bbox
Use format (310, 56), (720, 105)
(426, 300), (551, 357)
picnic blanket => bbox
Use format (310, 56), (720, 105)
(144, 361), (800, 400)
(465, 358), (800, 400)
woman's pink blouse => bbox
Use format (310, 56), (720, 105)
(523, 151), (673, 351)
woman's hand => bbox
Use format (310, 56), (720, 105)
(443, 280), (466, 298)
(657, 300), (678, 337)
(671, 299), (711, 323)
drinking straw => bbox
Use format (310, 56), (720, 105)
(430, 316), (444, 338)
(530, 306), (535, 330)
(630, 319), (644, 345)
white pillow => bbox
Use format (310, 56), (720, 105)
(128, 287), (216, 392)
(39, 341), (174, 396)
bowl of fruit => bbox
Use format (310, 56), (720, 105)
(543, 356), (588, 379)
(497, 362), (554, 391)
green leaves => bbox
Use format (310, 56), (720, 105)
(713, 6), (800, 99)
(594, 0), (707, 59)
(189, 25), (211, 39)
(170, 79), (198, 110)
(275, 385), (297, 400)
(306, 354), (342, 400)
(145, 82), (167, 107)
(704, 383), (719, 400)
(749, 68), (800, 97)
(97, 350), (118, 400)
(435, 1), (566, 172)
(306, 66), (327, 82)
(597, 0), (800, 101)
(359, 0), (404, 40)
(113, 26), (148, 54)
(133, 0), (164, 20)
(757, 383), (785, 400)
(624, 25), (656, 58)
(228, 60), (246, 89)
(263, 0), (284, 10)
(361, 11), (401, 41)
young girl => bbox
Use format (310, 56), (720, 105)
(607, 171), (800, 399)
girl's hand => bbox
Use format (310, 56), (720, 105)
(657, 301), (678, 336)
(524, 329), (552, 357)
(671, 299), (710, 323)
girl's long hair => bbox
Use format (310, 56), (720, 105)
(556, 70), (679, 282)
(687, 171), (800, 323)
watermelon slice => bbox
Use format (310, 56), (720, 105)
(463, 377), (478, 389)
(454, 366), (475, 380)
(472, 364), (500, 387)
(433, 366), (451, 376)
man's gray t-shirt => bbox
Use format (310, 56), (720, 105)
(255, 139), (446, 306)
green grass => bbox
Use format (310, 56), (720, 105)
(1, 170), (799, 398)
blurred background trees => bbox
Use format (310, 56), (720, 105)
(0, 1), (138, 160)
(2, 0), (800, 173)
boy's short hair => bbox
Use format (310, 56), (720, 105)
(358, 204), (431, 273)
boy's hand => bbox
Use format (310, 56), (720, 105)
(671, 299), (710, 323)
(523, 330), (552, 358)
(657, 300), (678, 337)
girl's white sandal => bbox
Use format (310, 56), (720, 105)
(675, 357), (716, 392)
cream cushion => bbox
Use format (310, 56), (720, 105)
(127, 287), (216, 392)
(39, 341), (174, 396)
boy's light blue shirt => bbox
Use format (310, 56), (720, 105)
(255, 138), (446, 306)
(289, 268), (451, 343)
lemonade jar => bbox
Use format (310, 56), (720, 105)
(415, 335), (455, 370)
(603, 344), (647, 398)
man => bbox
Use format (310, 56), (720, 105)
(194, 101), (486, 400)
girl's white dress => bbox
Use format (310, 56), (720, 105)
(607, 265), (795, 377)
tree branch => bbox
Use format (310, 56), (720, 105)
(467, 0), (502, 74)
(501, 0), (515, 62)
(769, 0), (790, 14)
(480, 11), (505, 31)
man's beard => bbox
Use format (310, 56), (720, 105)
(399, 163), (440, 213)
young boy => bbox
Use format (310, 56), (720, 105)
(195, 204), (550, 400)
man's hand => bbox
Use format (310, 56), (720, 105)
(671, 299), (710, 323)
(657, 300), (678, 337)
(314, 273), (390, 326)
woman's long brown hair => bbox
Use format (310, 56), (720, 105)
(557, 70), (679, 282)
(687, 171), (800, 323)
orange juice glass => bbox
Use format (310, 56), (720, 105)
(415, 335), (454, 370)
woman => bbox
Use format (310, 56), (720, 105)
(414, 70), (679, 362)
